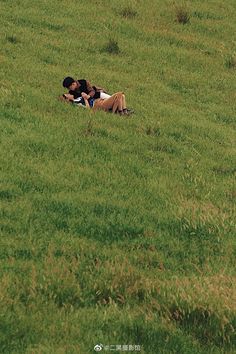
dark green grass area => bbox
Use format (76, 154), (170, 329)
(0, 0), (236, 353)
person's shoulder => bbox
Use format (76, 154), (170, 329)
(78, 79), (87, 84)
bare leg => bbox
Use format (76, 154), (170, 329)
(122, 94), (126, 108)
(93, 92), (124, 114)
(122, 94), (128, 113)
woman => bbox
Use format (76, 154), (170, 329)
(61, 93), (93, 108)
(93, 92), (130, 115)
(61, 92), (132, 115)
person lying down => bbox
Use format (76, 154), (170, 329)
(60, 92), (134, 115)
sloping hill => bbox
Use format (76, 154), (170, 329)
(0, 0), (235, 353)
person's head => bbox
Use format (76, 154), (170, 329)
(59, 93), (75, 103)
(62, 77), (78, 91)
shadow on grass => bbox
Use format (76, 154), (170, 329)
(0, 313), (36, 354)
(35, 199), (145, 243)
(121, 320), (202, 354)
(170, 303), (236, 349)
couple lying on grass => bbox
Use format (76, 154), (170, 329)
(60, 76), (134, 116)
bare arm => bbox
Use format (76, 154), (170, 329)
(81, 92), (92, 108)
(83, 98), (90, 108)
(85, 80), (96, 98)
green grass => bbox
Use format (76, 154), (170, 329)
(0, 0), (236, 353)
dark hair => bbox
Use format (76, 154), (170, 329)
(62, 76), (75, 88)
(59, 94), (73, 103)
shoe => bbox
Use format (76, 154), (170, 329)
(123, 108), (134, 115)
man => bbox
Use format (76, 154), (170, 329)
(62, 77), (110, 100)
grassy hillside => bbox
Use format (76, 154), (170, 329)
(0, 0), (236, 353)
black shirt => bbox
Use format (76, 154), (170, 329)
(69, 79), (101, 99)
